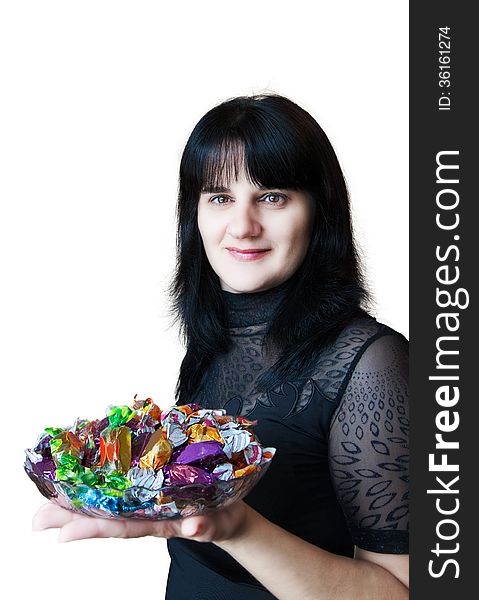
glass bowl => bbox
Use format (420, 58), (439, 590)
(24, 451), (274, 520)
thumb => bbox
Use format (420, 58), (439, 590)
(180, 516), (206, 538)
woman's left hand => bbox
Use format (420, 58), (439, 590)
(32, 499), (250, 544)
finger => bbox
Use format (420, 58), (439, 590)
(58, 515), (181, 543)
(180, 515), (217, 541)
(32, 503), (78, 531)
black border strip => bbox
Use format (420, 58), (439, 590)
(410, 2), (475, 596)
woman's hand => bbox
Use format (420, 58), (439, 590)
(32, 499), (250, 544)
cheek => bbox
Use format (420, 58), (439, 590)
(198, 211), (225, 251)
(276, 213), (312, 252)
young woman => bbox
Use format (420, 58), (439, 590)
(33, 94), (409, 599)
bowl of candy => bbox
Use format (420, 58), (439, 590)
(24, 397), (276, 520)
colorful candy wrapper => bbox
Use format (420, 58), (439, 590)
(262, 448), (277, 462)
(131, 431), (152, 467)
(25, 448), (57, 481)
(154, 499), (179, 517)
(139, 429), (173, 471)
(186, 408), (225, 426)
(99, 426), (132, 474)
(212, 462), (235, 481)
(220, 423), (252, 458)
(50, 431), (83, 464)
(244, 441), (263, 465)
(74, 419), (102, 468)
(187, 423), (224, 444)
(173, 440), (227, 470)
(107, 405), (136, 427)
(163, 463), (216, 486)
(234, 464), (258, 478)
(127, 466), (164, 488)
(33, 432), (53, 457)
(163, 420), (188, 448)
(132, 396), (162, 423)
(126, 413), (157, 435)
(160, 406), (188, 426)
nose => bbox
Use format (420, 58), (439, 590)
(226, 203), (262, 239)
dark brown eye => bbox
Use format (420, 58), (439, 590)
(210, 195), (230, 205)
(262, 193), (287, 205)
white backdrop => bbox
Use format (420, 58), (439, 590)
(0, 2), (408, 598)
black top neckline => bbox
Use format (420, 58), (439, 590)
(221, 280), (290, 328)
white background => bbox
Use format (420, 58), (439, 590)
(0, 2), (408, 598)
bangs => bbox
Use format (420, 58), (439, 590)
(191, 119), (312, 194)
(199, 137), (253, 193)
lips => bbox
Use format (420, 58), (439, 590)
(225, 247), (272, 261)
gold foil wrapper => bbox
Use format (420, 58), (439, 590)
(155, 491), (175, 505)
(234, 464), (257, 478)
(187, 423), (224, 444)
(139, 429), (173, 471)
(231, 450), (248, 470)
(177, 405), (195, 418)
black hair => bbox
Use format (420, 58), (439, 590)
(168, 94), (372, 404)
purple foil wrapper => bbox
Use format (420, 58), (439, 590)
(82, 440), (99, 468)
(131, 431), (153, 467)
(25, 450), (56, 481)
(173, 440), (227, 470)
(127, 414), (157, 434)
(33, 434), (53, 459)
(97, 417), (110, 432)
(163, 463), (216, 486)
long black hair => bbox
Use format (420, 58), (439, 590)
(168, 94), (372, 405)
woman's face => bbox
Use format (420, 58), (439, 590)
(197, 167), (315, 293)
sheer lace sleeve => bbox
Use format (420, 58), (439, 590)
(328, 334), (409, 554)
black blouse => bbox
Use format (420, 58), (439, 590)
(166, 283), (409, 599)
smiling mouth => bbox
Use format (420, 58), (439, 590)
(225, 247), (272, 261)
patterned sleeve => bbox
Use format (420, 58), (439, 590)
(328, 334), (409, 554)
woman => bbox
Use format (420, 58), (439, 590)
(33, 94), (409, 599)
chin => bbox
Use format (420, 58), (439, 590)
(221, 276), (277, 294)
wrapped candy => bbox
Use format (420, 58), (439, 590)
(172, 440), (227, 470)
(127, 466), (163, 487)
(139, 429), (173, 471)
(219, 422), (252, 458)
(132, 396), (162, 423)
(187, 423), (224, 444)
(163, 464), (216, 486)
(234, 464), (258, 478)
(131, 431), (152, 466)
(25, 397), (276, 520)
(163, 420), (188, 448)
(160, 406), (188, 426)
(153, 499), (179, 517)
(25, 449), (56, 481)
(74, 419), (102, 468)
(244, 441), (263, 465)
(50, 431), (83, 461)
(99, 426), (132, 474)
(212, 462), (235, 481)
(55, 453), (83, 482)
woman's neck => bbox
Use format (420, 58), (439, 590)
(221, 280), (290, 328)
